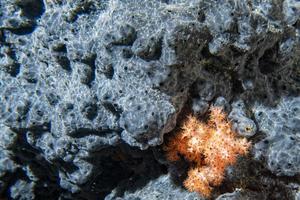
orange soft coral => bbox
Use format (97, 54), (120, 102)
(164, 106), (251, 197)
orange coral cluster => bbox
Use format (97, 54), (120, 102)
(164, 107), (251, 197)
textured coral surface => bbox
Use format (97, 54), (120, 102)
(0, 0), (299, 199)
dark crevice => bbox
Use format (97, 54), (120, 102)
(134, 36), (163, 61)
(100, 63), (114, 80)
(201, 45), (212, 58)
(102, 101), (123, 119)
(160, 0), (171, 4)
(81, 143), (167, 200)
(56, 54), (72, 72)
(68, 128), (123, 138)
(7, 21), (36, 35)
(46, 93), (61, 106)
(6, 130), (66, 199)
(52, 43), (67, 53)
(4, 62), (21, 77)
(16, 0), (45, 19)
(6, 0), (45, 36)
(81, 102), (98, 120)
(55, 158), (78, 174)
(258, 45), (280, 75)
(0, 29), (5, 43)
(292, 19), (300, 29)
(52, 44), (71, 71)
(231, 76), (244, 95)
(82, 54), (97, 87)
(1, 47), (21, 77)
(0, 168), (30, 199)
(67, 1), (95, 22)
(31, 123), (51, 132)
(197, 10), (206, 22)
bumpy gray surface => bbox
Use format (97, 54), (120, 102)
(253, 97), (300, 176)
(0, 0), (299, 199)
(105, 174), (203, 200)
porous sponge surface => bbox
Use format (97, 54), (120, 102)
(253, 97), (300, 176)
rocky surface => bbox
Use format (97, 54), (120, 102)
(105, 174), (203, 200)
(253, 97), (300, 177)
(0, 0), (299, 199)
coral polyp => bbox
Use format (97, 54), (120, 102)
(164, 107), (251, 197)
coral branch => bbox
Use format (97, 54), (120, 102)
(164, 106), (251, 197)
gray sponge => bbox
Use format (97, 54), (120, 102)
(229, 100), (257, 138)
(253, 97), (300, 176)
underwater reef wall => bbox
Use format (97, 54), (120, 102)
(0, 0), (299, 199)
